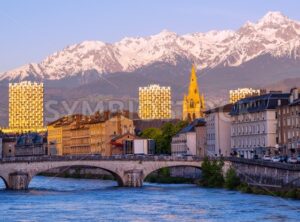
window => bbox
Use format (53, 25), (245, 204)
(190, 99), (194, 108)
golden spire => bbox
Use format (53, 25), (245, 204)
(188, 64), (200, 96)
(182, 64), (205, 121)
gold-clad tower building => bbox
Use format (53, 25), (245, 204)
(182, 64), (205, 121)
(8, 81), (44, 133)
(138, 84), (171, 120)
(229, 88), (264, 104)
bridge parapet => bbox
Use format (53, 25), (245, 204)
(229, 157), (300, 171)
(1, 155), (203, 163)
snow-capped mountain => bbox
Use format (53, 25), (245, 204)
(1, 11), (300, 81)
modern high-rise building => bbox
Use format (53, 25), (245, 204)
(229, 88), (265, 104)
(182, 64), (205, 121)
(8, 81), (44, 133)
(138, 84), (171, 120)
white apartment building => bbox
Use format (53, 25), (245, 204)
(171, 119), (205, 156)
(230, 93), (290, 159)
(205, 104), (232, 157)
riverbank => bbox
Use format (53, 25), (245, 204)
(235, 183), (300, 199)
(198, 157), (300, 200)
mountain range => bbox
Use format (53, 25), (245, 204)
(1, 11), (300, 125)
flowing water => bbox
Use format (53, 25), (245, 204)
(0, 176), (299, 221)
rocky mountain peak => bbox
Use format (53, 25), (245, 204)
(1, 11), (300, 82)
(259, 11), (289, 25)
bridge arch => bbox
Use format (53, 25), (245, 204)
(142, 163), (202, 182)
(28, 164), (125, 188)
(0, 175), (8, 189)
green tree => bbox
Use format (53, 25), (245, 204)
(201, 157), (224, 187)
(141, 128), (162, 140)
(224, 167), (240, 190)
(140, 121), (190, 155)
(174, 120), (189, 133)
(160, 123), (176, 154)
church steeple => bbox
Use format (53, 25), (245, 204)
(188, 64), (199, 97)
(182, 64), (205, 122)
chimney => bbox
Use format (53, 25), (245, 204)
(290, 87), (299, 103)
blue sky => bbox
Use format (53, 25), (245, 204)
(0, 0), (300, 72)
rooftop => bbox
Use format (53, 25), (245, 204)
(230, 92), (290, 116)
(205, 104), (233, 114)
(177, 118), (206, 135)
(48, 111), (131, 128)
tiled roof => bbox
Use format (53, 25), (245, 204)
(205, 104), (233, 114)
(230, 93), (290, 116)
(177, 118), (206, 135)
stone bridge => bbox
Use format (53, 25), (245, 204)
(2, 155), (299, 191)
(0, 155), (209, 190)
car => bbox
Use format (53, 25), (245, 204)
(271, 156), (281, 162)
(287, 157), (298, 164)
(279, 156), (287, 163)
(263, 155), (271, 161)
(252, 154), (259, 160)
(297, 155), (300, 163)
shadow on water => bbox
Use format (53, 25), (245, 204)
(28, 176), (119, 193)
(0, 178), (6, 190)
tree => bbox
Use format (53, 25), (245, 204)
(140, 121), (190, 155)
(201, 157), (224, 187)
(141, 128), (162, 140)
(174, 120), (189, 133)
(224, 167), (240, 190)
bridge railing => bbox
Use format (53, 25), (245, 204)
(228, 157), (300, 171)
(0, 155), (204, 163)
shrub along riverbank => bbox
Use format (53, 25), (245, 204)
(199, 157), (300, 199)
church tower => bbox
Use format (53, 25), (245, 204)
(182, 64), (205, 121)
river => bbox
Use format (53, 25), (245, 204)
(0, 176), (299, 221)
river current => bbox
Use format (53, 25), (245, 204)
(0, 176), (299, 221)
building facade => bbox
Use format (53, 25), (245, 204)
(182, 65), (205, 121)
(277, 88), (300, 155)
(7, 81), (44, 133)
(205, 104), (232, 157)
(171, 119), (205, 156)
(230, 93), (290, 159)
(110, 133), (137, 155)
(15, 133), (46, 157)
(195, 122), (206, 157)
(1, 135), (17, 158)
(138, 84), (171, 120)
(229, 88), (265, 104)
(47, 112), (134, 156)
